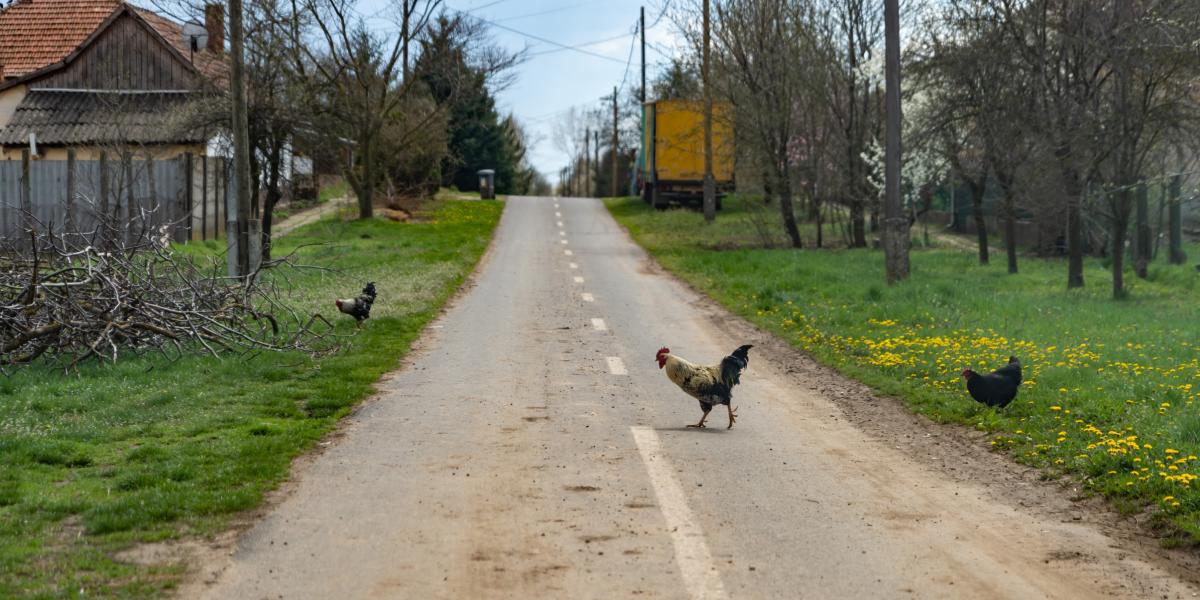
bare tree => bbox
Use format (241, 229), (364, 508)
(285, 0), (442, 218)
(710, 0), (811, 248)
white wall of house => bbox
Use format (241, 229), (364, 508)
(0, 84), (28, 133)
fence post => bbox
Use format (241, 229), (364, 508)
(66, 148), (76, 233)
(184, 152), (194, 242)
(99, 151), (110, 248)
(146, 153), (158, 242)
(20, 149), (32, 237)
(216, 158), (223, 238)
(201, 155), (208, 240)
(123, 152), (135, 245)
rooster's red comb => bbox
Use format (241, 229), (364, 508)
(656, 347), (670, 358)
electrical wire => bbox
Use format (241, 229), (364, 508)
(494, 0), (607, 23)
(446, 4), (629, 64)
(526, 31), (633, 57)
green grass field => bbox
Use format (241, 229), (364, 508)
(607, 195), (1200, 543)
(0, 199), (502, 598)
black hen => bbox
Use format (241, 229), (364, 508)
(963, 356), (1022, 408)
(335, 282), (377, 329)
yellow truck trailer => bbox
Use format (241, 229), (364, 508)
(638, 99), (734, 209)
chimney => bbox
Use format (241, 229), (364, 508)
(204, 4), (224, 55)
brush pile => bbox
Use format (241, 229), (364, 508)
(1, 226), (332, 372)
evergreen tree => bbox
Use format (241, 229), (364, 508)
(416, 15), (517, 193)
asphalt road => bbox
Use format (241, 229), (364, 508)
(188, 196), (1198, 599)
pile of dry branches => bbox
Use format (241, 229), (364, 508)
(1, 226), (333, 371)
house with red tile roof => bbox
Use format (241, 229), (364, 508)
(0, 0), (228, 160)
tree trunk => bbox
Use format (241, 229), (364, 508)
(261, 142), (283, 260)
(1134, 182), (1149, 278)
(1169, 174), (1187, 264)
(356, 137), (375, 219)
(1111, 215), (1128, 299)
(969, 177), (989, 265)
(777, 164), (802, 249)
(1004, 194), (1018, 274)
(850, 201), (866, 248)
(1060, 160), (1085, 288)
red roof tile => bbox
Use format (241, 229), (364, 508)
(0, 0), (122, 78)
(0, 0), (226, 85)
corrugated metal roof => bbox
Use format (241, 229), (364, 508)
(0, 89), (208, 145)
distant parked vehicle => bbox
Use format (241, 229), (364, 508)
(639, 99), (734, 210)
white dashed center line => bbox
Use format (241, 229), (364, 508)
(557, 221), (563, 227)
(606, 356), (628, 375)
(581, 293), (594, 302)
(569, 262), (578, 269)
(591, 318), (607, 331)
(555, 211), (562, 217)
(561, 239), (569, 245)
(559, 230), (566, 236)
(574, 276), (584, 283)
(565, 250), (573, 256)
(631, 426), (727, 600)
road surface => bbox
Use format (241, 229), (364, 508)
(186, 196), (1197, 599)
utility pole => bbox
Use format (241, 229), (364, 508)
(701, 0), (715, 222)
(594, 130), (600, 196)
(640, 6), (646, 103)
(229, 0), (257, 276)
(584, 129), (590, 197)
(612, 86), (619, 198)
(882, 0), (908, 283)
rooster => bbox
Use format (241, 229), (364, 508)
(335, 282), (377, 329)
(963, 356), (1022, 408)
(656, 345), (753, 429)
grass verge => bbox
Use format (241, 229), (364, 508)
(0, 198), (503, 598)
(607, 195), (1200, 543)
(317, 180), (350, 204)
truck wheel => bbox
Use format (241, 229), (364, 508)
(651, 186), (668, 211)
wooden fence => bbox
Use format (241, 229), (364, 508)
(0, 150), (233, 243)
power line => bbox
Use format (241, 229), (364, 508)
(459, 0), (512, 14)
(446, 5), (630, 64)
(527, 31), (633, 58)
(494, 0), (607, 23)
(615, 22), (639, 93)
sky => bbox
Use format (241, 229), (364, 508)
(358, 0), (687, 182)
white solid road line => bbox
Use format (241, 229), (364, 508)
(591, 318), (607, 331)
(569, 262), (578, 269)
(574, 276), (584, 283)
(606, 356), (628, 375)
(565, 250), (573, 256)
(631, 426), (728, 600)
(581, 293), (594, 302)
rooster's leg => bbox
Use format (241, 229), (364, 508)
(687, 406), (711, 429)
(727, 404), (737, 429)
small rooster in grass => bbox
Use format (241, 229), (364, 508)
(656, 345), (753, 429)
(335, 282), (377, 329)
(963, 356), (1023, 408)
